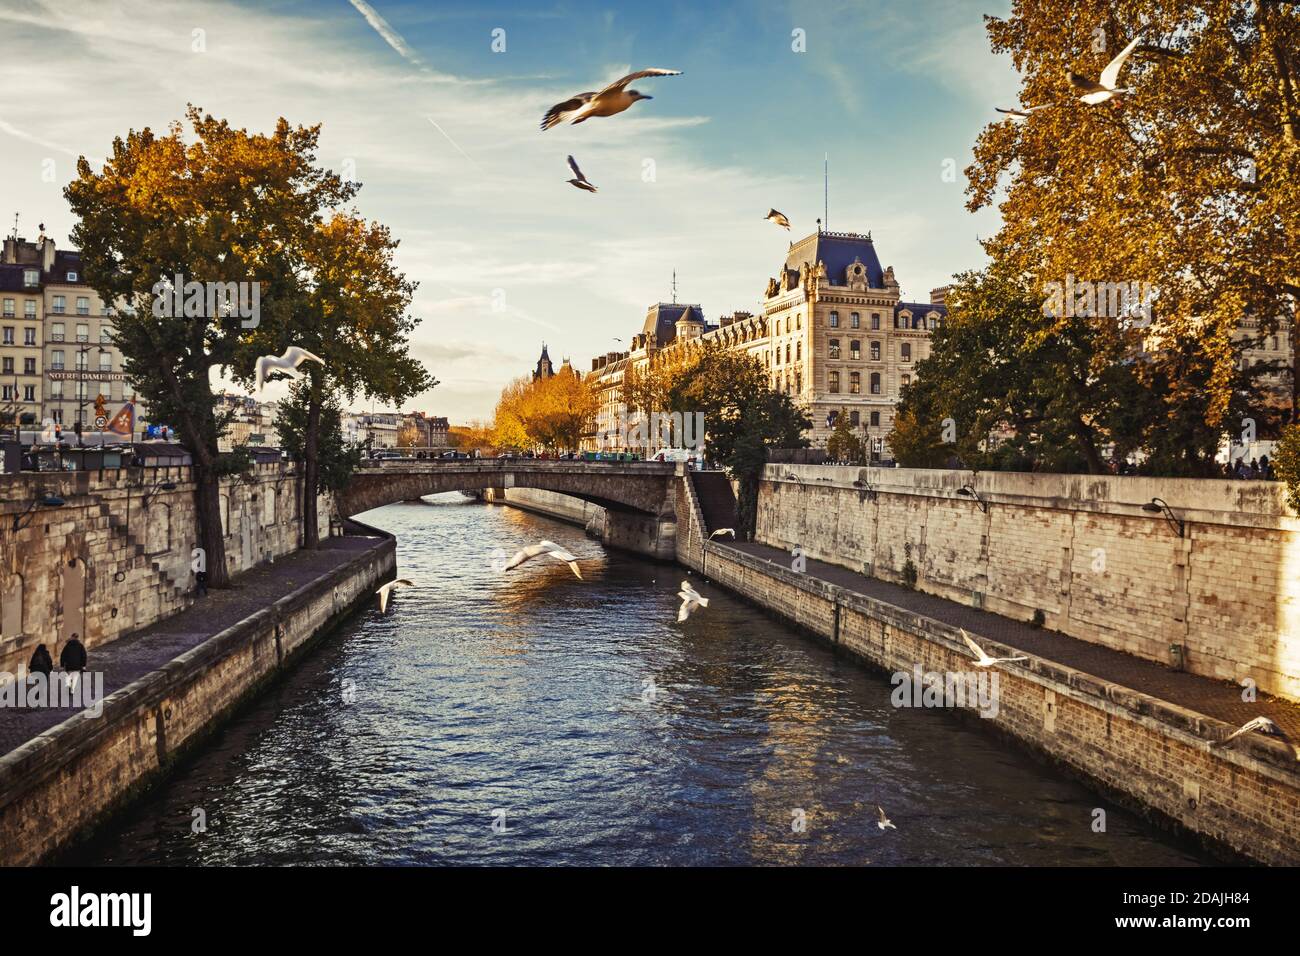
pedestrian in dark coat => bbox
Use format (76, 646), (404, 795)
(59, 635), (87, 672)
(27, 643), (53, 677)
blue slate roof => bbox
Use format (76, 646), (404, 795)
(642, 302), (704, 344)
(784, 232), (884, 288)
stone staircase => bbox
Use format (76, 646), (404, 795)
(92, 500), (191, 602)
(690, 470), (738, 536)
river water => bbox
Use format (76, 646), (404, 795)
(65, 495), (1210, 866)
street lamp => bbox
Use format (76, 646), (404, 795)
(1142, 497), (1185, 538)
(141, 479), (178, 509)
(12, 492), (65, 532)
(957, 485), (988, 513)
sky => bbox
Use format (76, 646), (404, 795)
(0, 0), (1019, 423)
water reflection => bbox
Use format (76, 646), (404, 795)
(64, 494), (1210, 866)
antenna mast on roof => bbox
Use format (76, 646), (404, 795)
(824, 153), (829, 231)
(9, 213), (17, 240)
(671, 269), (677, 305)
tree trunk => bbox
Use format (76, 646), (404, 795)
(193, 457), (230, 588)
(302, 387), (322, 549)
(736, 474), (759, 541)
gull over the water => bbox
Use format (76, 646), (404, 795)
(764, 208), (791, 230)
(1210, 716), (1298, 757)
(961, 629), (1028, 668)
(503, 540), (583, 579)
(876, 806), (896, 831)
(1067, 35), (1143, 105)
(256, 346), (324, 393)
(541, 68), (682, 130)
(709, 528), (735, 539)
(677, 580), (709, 622)
(566, 155), (597, 192)
(376, 579), (414, 615)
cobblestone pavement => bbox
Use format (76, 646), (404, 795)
(0, 535), (383, 757)
(722, 540), (1300, 740)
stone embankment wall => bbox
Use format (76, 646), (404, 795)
(701, 540), (1300, 865)
(0, 464), (333, 677)
(0, 523), (393, 865)
(756, 465), (1300, 700)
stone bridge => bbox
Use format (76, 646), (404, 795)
(342, 460), (682, 559)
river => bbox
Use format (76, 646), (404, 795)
(64, 495), (1210, 866)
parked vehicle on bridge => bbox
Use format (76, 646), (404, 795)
(650, 448), (701, 468)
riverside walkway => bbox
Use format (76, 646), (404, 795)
(0, 532), (383, 757)
(722, 539), (1300, 740)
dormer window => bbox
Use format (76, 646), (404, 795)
(22, 269), (37, 287)
(67, 271), (78, 282)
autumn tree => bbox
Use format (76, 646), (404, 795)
(66, 106), (353, 585)
(492, 369), (597, 452)
(670, 343), (809, 537)
(237, 211), (431, 548)
(826, 408), (865, 464)
(966, 2), (1300, 460)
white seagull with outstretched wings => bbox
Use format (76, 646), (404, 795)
(542, 68), (682, 130)
(1067, 35), (1143, 105)
(503, 540), (583, 579)
(256, 346), (324, 393)
(961, 629), (1028, 668)
(677, 580), (709, 622)
(376, 579), (414, 615)
(566, 155), (598, 192)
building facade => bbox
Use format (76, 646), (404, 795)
(585, 229), (947, 457)
(1, 228), (147, 434)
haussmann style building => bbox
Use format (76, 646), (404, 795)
(585, 228), (947, 459)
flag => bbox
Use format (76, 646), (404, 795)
(106, 401), (135, 437)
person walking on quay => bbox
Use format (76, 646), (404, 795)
(60, 634), (87, 695)
(27, 643), (53, 683)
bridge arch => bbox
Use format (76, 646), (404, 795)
(340, 461), (679, 521)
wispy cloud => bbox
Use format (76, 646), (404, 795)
(347, 0), (425, 68)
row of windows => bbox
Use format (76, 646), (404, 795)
(9, 381), (121, 403)
(837, 410), (882, 428)
(828, 310), (938, 331)
(770, 340), (920, 365)
(826, 371), (913, 394)
(0, 323), (114, 343)
(1, 300), (37, 318)
(1, 358), (37, 374)
(828, 340), (915, 362)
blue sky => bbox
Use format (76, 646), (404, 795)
(0, 0), (1017, 421)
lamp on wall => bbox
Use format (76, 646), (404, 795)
(1142, 497), (1185, 538)
(957, 485), (988, 513)
(12, 493), (65, 532)
(141, 479), (177, 509)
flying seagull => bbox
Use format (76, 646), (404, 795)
(876, 806), (896, 831)
(764, 208), (791, 230)
(255, 346), (324, 393)
(961, 629), (1028, 668)
(503, 540), (583, 579)
(566, 155), (597, 192)
(995, 105), (1050, 120)
(376, 579), (414, 615)
(1067, 35), (1143, 105)
(541, 68), (682, 130)
(677, 580), (709, 622)
(709, 528), (735, 539)
(1210, 716), (1298, 757)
